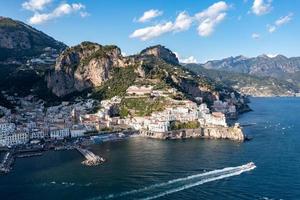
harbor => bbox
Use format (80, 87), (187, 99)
(0, 131), (137, 173)
(0, 151), (14, 173)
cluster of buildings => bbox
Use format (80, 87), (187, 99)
(126, 99), (227, 133)
(0, 93), (100, 147)
(25, 47), (59, 66)
(0, 83), (239, 147)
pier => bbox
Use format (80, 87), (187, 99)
(0, 152), (14, 173)
(75, 147), (105, 166)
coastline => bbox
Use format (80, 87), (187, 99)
(140, 124), (245, 142)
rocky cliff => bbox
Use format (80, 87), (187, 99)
(46, 42), (134, 97)
(46, 41), (249, 114)
(141, 124), (245, 142)
(140, 45), (179, 65)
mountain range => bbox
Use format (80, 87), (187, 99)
(184, 54), (300, 96)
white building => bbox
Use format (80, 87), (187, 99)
(0, 133), (29, 146)
(30, 131), (48, 139)
(0, 123), (16, 134)
(126, 86), (153, 95)
(205, 112), (227, 127)
(70, 129), (86, 138)
(148, 121), (169, 132)
(50, 128), (70, 140)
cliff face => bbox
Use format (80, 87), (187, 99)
(47, 43), (182, 97)
(201, 125), (244, 141)
(140, 45), (179, 65)
(141, 124), (245, 142)
(46, 42), (133, 97)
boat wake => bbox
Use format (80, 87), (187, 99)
(89, 162), (256, 200)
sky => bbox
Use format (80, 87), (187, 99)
(0, 0), (299, 63)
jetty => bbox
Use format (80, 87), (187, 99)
(0, 152), (14, 173)
(75, 147), (105, 166)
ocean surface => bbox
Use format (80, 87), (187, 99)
(1, 97), (300, 200)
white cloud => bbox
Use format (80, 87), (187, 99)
(22, 0), (52, 11)
(180, 56), (198, 63)
(130, 11), (193, 40)
(174, 52), (198, 63)
(130, 1), (229, 40)
(267, 25), (276, 33)
(252, 33), (260, 39)
(138, 9), (163, 23)
(252, 0), (272, 16)
(195, 1), (229, 36)
(267, 13), (293, 33)
(173, 12), (193, 32)
(80, 11), (90, 18)
(275, 13), (293, 26)
(130, 22), (174, 41)
(28, 3), (87, 25)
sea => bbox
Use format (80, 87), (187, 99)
(0, 97), (300, 200)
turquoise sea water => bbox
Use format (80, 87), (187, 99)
(1, 97), (300, 200)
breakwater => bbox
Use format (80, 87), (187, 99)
(75, 147), (105, 166)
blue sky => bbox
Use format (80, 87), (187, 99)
(1, 0), (299, 63)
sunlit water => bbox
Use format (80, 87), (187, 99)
(0, 97), (300, 200)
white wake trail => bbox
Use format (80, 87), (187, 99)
(89, 162), (256, 200)
(139, 164), (256, 200)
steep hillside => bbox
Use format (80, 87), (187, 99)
(0, 17), (66, 61)
(46, 42), (136, 97)
(46, 43), (250, 113)
(201, 55), (300, 76)
(185, 63), (299, 96)
(0, 17), (66, 102)
(199, 54), (300, 91)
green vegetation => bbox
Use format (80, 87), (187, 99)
(0, 17), (65, 61)
(185, 64), (299, 95)
(92, 66), (137, 100)
(119, 97), (166, 117)
(140, 57), (216, 103)
(170, 120), (200, 130)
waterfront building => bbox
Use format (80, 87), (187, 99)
(1, 133), (29, 146)
(70, 129), (86, 138)
(50, 128), (70, 140)
(30, 131), (48, 140)
(148, 121), (169, 132)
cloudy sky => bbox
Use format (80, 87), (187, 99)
(1, 0), (299, 63)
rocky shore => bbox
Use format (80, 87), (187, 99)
(141, 124), (245, 142)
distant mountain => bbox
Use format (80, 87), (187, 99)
(0, 17), (66, 61)
(201, 54), (300, 77)
(184, 63), (299, 97)
(198, 54), (300, 89)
